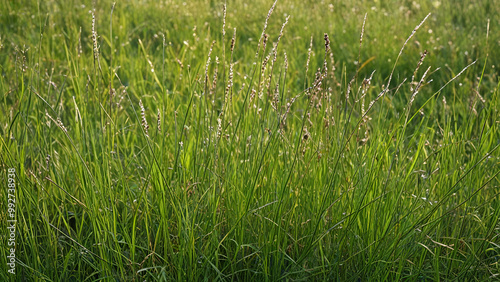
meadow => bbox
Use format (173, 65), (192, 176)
(1, 0), (499, 280)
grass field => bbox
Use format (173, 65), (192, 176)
(1, 0), (499, 280)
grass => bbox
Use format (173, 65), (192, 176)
(1, 0), (499, 280)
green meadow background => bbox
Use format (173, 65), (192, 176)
(1, 0), (499, 280)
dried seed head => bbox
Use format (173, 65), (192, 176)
(360, 70), (376, 97)
(265, 43), (278, 95)
(281, 93), (300, 127)
(409, 66), (432, 105)
(216, 118), (222, 139)
(261, 0), (277, 41)
(210, 56), (219, 98)
(411, 50), (428, 90)
(58, 118), (67, 133)
(222, 4), (226, 37)
(322, 33), (330, 72)
(270, 15), (290, 67)
(360, 13), (367, 45)
(305, 35), (313, 77)
(324, 33), (330, 54)
(91, 11), (100, 60)
(226, 63), (234, 95)
(263, 33), (269, 50)
(78, 27), (83, 57)
(45, 112), (67, 133)
(277, 16), (290, 46)
(230, 28), (236, 52)
(139, 99), (149, 137)
(272, 82), (279, 111)
(346, 77), (355, 101)
(262, 53), (270, 74)
(248, 88), (256, 108)
(303, 131), (309, 141)
(386, 13), (431, 91)
(157, 108), (161, 132)
(46, 154), (51, 170)
(205, 40), (215, 88)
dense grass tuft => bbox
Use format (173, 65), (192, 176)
(1, 0), (499, 280)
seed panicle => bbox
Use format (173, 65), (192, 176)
(139, 99), (149, 137)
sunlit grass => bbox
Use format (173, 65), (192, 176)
(1, 0), (499, 280)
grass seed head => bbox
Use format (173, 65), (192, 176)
(263, 33), (269, 51)
(411, 50), (428, 91)
(230, 28), (236, 53)
(91, 11), (100, 60)
(409, 66), (432, 106)
(222, 4), (226, 37)
(205, 40), (215, 88)
(157, 108), (161, 132)
(210, 56), (219, 99)
(324, 33), (330, 54)
(261, 0), (278, 42)
(139, 99), (149, 137)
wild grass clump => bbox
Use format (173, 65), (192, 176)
(0, 0), (499, 281)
